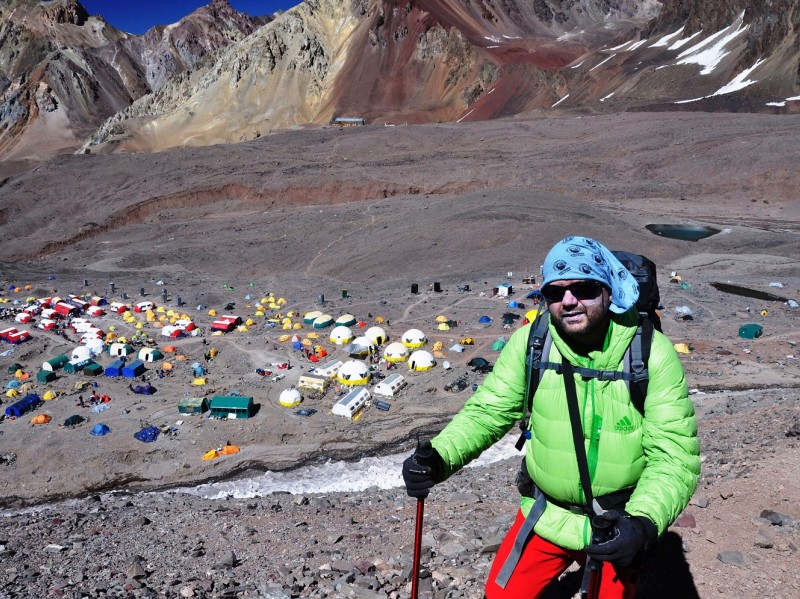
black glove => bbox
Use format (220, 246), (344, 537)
(584, 510), (658, 567)
(401, 439), (443, 499)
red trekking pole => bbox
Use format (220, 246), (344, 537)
(411, 496), (425, 599)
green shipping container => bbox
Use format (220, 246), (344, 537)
(37, 370), (57, 383)
(83, 362), (103, 376)
(209, 395), (254, 419)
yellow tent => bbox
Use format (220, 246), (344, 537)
(281, 318), (292, 325)
(109, 325), (117, 332)
(135, 322), (144, 329)
(375, 316), (385, 323)
(292, 323), (302, 330)
(156, 306), (166, 314)
(282, 323), (291, 330)
(15, 369), (27, 379)
(433, 350), (446, 359)
(208, 348), (218, 358)
(277, 298), (287, 305)
(255, 310), (265, 317)
(432, 341), (444, 351)
(208, 309), (218, 316)
(175, 354), (188, 360)
(202, 449), (219, 461)
(245, 319), (256, 326)
(435, 315), (449, 323)
(437, 323), (450, 331)
(162, 362), (173, 371)
(43, 390), (57, 400)
(192, 378), (207, 386)
(237, 325), (249, 332)
(673, 343), (692, 354)
(306, 332), (318, 339)
(301, 339), (312, 346)
(460, 337), (475, 345)
(166, 309), (175, 317)
(260, 297), (270, 305)
(212, 331), (223, 336)
(279, 334), (291, 342)
(5, 389), (19, 398)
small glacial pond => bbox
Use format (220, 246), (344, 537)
(646, 224), (721, 241)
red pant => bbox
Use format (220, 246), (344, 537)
(486, 510), (639, 599)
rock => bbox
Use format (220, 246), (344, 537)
(673, 511), (697, 528)
(717, 551), (746, 567)
(180, 586), (195, 598)
(755, 528), (775, 549)
(218, 551), (237, 567)
(690, 494), (710, 508)
(759, 510), (794, 526)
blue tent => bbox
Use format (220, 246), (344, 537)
(134, 426), (159, 443)
(526, 289), (545, 301)
(478, 315), (492, 324)
(507, 300), (519, 308)
(122, 360), (146, 378)
(90, 423), (111, 436)
(105, 359), (125, 377)
(292, 341), (303, 350)
(6, 380), (21, 389)
(5, 394), (41, 418)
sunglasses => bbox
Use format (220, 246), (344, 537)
(541, 281), (605, 303)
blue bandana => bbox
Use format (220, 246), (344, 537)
(541, 236), (639, 314)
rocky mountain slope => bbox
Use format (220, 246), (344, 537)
(0, 0), (264, 160)
(2, 0), (800, 160)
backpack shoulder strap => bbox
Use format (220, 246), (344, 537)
(515, 311), (550, 450)
(625, 315), (654, 416)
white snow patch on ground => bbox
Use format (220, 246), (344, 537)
(177, 434), (521, 499)
(673, 58), (764, 104)
(599, 93), (615, 102)
(676, 12), (747, 75)
(712, 59), (765, 96)
(605, 40), (633, 52)
(457, 109), (475, 123)
(486, 45), (500, 49)
(589, 54), (615, 72)
(651, 27), (685, 48)
(767, 102), (786, 107)
(570, 60), (585, 69)
(668, 30), (702, 51)
(552, 94), (570, 108)
(628, 40), (648, 52)
(484, 35), (501, 43)
(787, 96), (800, 101)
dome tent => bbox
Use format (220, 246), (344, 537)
(337, 360), (370, 386)
(479, 315), (492, 324)
(365, 326), (388, 345)
(383, 342), (409, 363)
(491, 338), (507, 351)
(312, 314), (334, 329)
(335, 314), (357, 327)
(279, 388), (302, 407)
(303, 311), (323, 325)
(401, 329), (427, 349)
(90, 423), (111, 436)
(408, 350), (436, 371)
(329, 326), (354, 345)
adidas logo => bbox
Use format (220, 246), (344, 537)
(614, 416), (635, 433)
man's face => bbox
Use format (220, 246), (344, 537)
(543, 279), (611, 343)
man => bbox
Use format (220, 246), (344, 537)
(402, 236), (700, 598)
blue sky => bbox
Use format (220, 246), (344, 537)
(80, 1), (299, 35)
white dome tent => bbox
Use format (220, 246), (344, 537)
(408, 350), (435, 371)
(337, 360), (371, 386)
(71, 346), (92, 363)
(365, 326), (388, 345)
(329, 326), (354, 345)
(312, 314), (334, 329)
(401, 328), (427, 348)
(279, 388), (303, 407)
(303, 311), (322, 325)
(383, 342), (410, 363)
(335, 314), (357, 327)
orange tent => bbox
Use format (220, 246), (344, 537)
(163, 345), (177, 353)
(31, 414), (52, 425)
(220, 444), (240, 455)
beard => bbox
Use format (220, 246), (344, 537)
(549, 301), (611, 351)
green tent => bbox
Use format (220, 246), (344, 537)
(209, 395), (254, 419)
(7, 362), (23, 374)
(491, 338), (507, 351)
(37, 370), (57, 383)
(179, 397), (209, 415)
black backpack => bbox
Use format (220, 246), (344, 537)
(514, 252), (660, 451)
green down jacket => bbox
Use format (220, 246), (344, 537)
(431, 309), (700, 550)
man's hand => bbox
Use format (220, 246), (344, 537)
(584, 511), (658, 567)
(401, 439), (443, 499)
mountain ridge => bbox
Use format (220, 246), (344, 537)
(2, 0), (799, 160)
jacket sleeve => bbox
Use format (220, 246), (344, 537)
(431, 324), (529, 480)
(625, 332), (700, 534)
